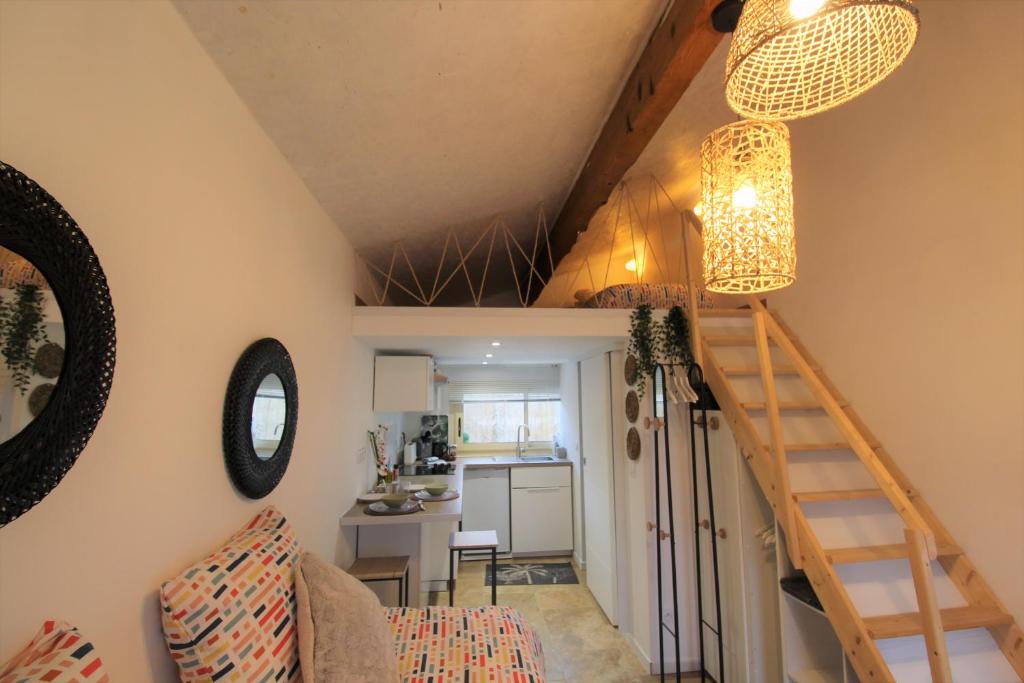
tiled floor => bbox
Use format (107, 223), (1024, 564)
(428, 556), (702, 683)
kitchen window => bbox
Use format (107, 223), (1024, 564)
(443, 365), (561, 449)
(461, 393), (560, 445)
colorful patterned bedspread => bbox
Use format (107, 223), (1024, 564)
(386, 606), (545, 682)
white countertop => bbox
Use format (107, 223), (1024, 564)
(339, 457), (571, 526)
(460, 456), (573, 469)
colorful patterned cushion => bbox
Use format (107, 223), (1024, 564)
(386, 606), (545, 682)
(0, 619), (109, 683)
(578, 282), (712, 310)
(160, 507), (302, 683)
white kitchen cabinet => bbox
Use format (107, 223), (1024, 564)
(373, 355), (434, 412)
(511, 486), (573, 554)
(461, 467), (511, 554)
(510, 465), (571, 489)
(510, 465), (573, 555)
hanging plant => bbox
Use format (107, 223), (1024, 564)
(0, 284), (49, 394)
(627, 304), (659, 397)
(660, 305), (693, 367)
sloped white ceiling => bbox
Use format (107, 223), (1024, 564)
(174, 0), (664, 262)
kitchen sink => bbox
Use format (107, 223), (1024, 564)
(518, 455), (557, 463)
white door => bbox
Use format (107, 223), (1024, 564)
(581, 353), (617, 623)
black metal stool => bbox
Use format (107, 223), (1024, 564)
(448, 530), (498, 606)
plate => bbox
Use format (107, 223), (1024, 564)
(414, 490), (460, 502)
(366, 500), (421, 516)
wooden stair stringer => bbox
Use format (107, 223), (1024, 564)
(768, 310), (1024, 679)
(701, 344), (781, 515)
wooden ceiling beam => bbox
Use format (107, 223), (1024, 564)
(531, 0), (722, 301)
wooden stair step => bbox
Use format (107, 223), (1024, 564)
(699, 309), (754, 318)
(793, 488), (885, 503)
(705, 334), (778, 346)
(742, 400), (848, 411)
(722, 365), (803, 376)
(825, 542), (963, 565)
(765, 441), (882, 452)
(767, 442), (851, 452)
(863, 605), (1012, 639)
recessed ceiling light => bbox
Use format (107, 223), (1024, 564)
(482, 361), (488, 365)
(491, 341), (501, 347)
(485, 353), (493, 358)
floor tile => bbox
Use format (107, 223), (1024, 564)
(426, 555), (698, 683)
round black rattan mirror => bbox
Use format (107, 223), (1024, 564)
(0, 161), (116, 527)
(223, 338), (297, 498)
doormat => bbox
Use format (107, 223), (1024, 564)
(484, 562), (578, 586)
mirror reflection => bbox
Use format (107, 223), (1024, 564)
(0, 246), (64, 443)
(251, 373), (286, 460)
(654, 366), (665, 419)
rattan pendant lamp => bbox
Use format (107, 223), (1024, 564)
(700, 119), (796, 293)
(725, 0), (920, 120)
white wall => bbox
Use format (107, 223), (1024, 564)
(0, 2), (372, 679)
(558, 361), (584, 564)
(772, 0), (1024, 623)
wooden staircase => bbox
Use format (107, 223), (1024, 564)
(692, 305), (1024, 682)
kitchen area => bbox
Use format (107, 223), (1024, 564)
(340, 351), (577, 607)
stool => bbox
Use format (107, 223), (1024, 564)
(448, 530), (498, 607)
(348, 556), (410, 607)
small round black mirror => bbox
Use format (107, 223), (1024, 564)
(223, 339), (297, 498)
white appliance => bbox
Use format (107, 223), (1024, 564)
(510, 466), (572, 554)
(461, 468), (511, 554)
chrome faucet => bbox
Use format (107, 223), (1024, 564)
(515, 424), (531, 459)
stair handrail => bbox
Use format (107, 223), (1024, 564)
(906, 527), (954, 681)
(680, 210), (704, 367)
(752, 310), (802, 569)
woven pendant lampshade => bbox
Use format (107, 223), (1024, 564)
(701, 120), (795, 294)
(725, 0), (919, 120)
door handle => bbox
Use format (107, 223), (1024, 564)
(699, 519), (710, 530)
(647, 521), (656, 532)
(659, 531), (670, 540)
(525, 487), (559, 493)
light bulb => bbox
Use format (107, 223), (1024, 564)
(693, 202), (704, 218)
(790, 0), (828, 20)
(625, 256), (645, 275)
(732, 182), (759, 209)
